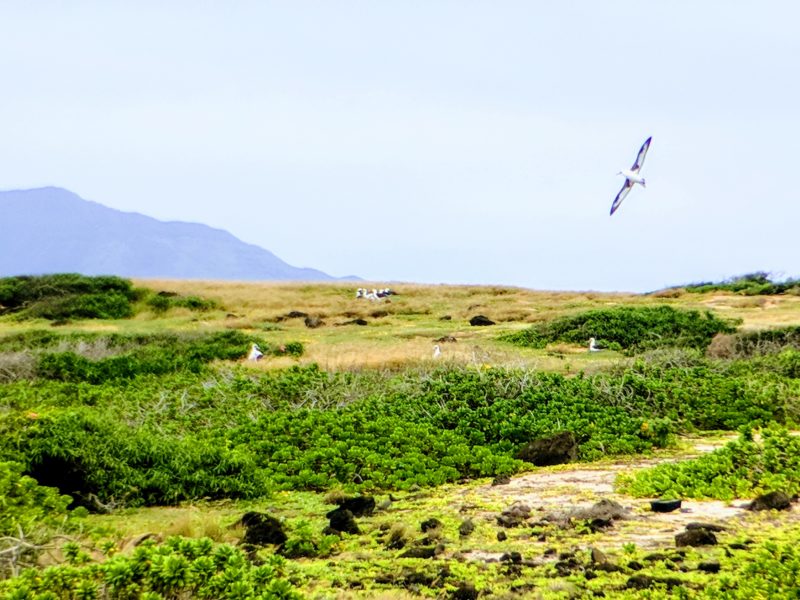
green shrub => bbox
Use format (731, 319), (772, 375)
(146, 292), (219, 314)
(0, 274), (141, 320)
(503, 305), (737, 354)
(0, 537), (301, 598)
(616, 426), (800, 500)
(678, 272), (800, 295)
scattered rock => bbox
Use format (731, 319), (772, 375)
(337, 495), (376, 517)
(515, 431), (578, 466)
(675, 528), (717, 547)
(650, 499), (682, 513)
(491, 475), (510, 486)
(643, 553), (669, 563)
(500, 551), (522, 564)
(568, 499), (629, 530)
(439, 315), (452, 321)
(686, 522), (726, 532)
(451, 581), (478, 600)
(627, 560), (644, 571)
(698, 560), (721, 573)
(469, 315), (495, 326)
(326, 508), (360, 534)
(237, 512), (287, 546)
(497, 503), (531, 528)
(497, 531), (507, 542)
(304, 316), (324, 328)
(589, 547), (607, 564)
(748, 491), (792, 511)
(421, 518), (443, 533)
(339, 318), (368, 326)
(371, 310), (389, 318)
(459, 518), (475, 537)
(626, 575), (683, 590)
(400, 546), (436, 559)
(435, 335), (458, 343)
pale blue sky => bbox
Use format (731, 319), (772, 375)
(2, 1), (799, 291)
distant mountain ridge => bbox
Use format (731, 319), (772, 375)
(0, 187), (355, 281)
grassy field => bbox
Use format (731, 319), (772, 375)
(3, 278), (800, 599)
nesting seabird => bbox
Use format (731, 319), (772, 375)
(610, 136), (652, 215)
(248, 343), (264, 361)
(432, 345), (442, 358)
(588, 337), (601, 352)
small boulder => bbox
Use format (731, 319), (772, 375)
(497, 531), (507, 541)
(469, 315), (495, 326)
(459, 518), (475, 537)
(439, 315), (452, 321)
(237, 512), (287, 546)
(491, 475), (511, 486)
(569, 499), (629, 527)
(748, 491), (792, 512)
(451, 582), (478, 600)
(589, 547), (607, 564)
(496, 503), (531, 528)
(421, 518), (443, 533)
(698, 560), (721, 573)
(515, 431), (578, 467)
(337, 495), (376, 517)
(326, 508), (360, 534)
(400, 546), (436, 559)
(686, 522), (726, 532)
(675, 528), (717, 547)
(304, 316), (325, 328)
(650, 499), (682, 513)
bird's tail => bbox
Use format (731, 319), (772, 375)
(641, 178), (646, 188)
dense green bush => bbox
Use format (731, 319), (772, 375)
(0, 274), (142, 320)
(147, 292), (219, 313)
(616, 426), (800, 500)
(0, 536), (302, 599)
(678, 271), (800, 295)
(502, 305), (737, 353)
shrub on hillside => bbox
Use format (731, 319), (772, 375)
(503, 305), (737, 353)
(0, 274), (142, 320)
(677, 272), (800, 296)
(707, 326), (800, 360)
(147, 292), (219, 314)
(616, 426), (800, 500)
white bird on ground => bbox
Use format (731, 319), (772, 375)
(610, 136), (652, 216)
(248, 343), (264, 361)
(588, 338), (601, 352)
(355, 288), (364, 299)
(432, 345), (442, 359)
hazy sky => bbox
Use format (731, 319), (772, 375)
(2, 1), (799, 291)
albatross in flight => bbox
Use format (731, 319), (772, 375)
(610, 136), (652, 215)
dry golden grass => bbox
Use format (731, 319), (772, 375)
(9, 278), (797, 372)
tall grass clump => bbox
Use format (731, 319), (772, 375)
(503, 305), (737, 353)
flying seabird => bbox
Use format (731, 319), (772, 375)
(610, 136), (652, 215)
(248, 343), (264, 361)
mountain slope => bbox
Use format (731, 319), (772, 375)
(0, 187), (352, 281)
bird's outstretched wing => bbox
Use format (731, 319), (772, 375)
(610, 179), (633, 215)
(631, 136), (652, 172)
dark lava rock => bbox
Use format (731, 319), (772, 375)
(650, 499), (682, 513)
(569, 499), (629, 527)
(555, 557), (581, 576)
(421, 518), (443, 533)
(304, 315), (324, 328)
(675, 528), (717, 547)
(439, 315), (452, 321)
(748, 491), (792, 511)
(686, 522), (726, 532)
(459, 518), (475, 537)
(451, 582), (478, 600)
(491, 475), (510, 486)
(515, 431), (578, 467)
(627, 561), (644, 571)
(643, 553), (669, 563)
(337, 495), (376, 517)
(497, 503), (531, 528)
(326, 508), (360, 534)
(371, 310), (389, 318)
(594, 563), (623, 573)
(402, 569), (435, 587)
(500, 552), (522, 564)
(435, 335), (458, 343)
(728, 542), (749, 550)
(698, 560), (721, 573)
(237, 512), (287, 546)
(339, 318), (368, 326)
(589, 547), (607, 564)
(469, 315), (495, 326)
(626, 575), (683, 590)
(497, 531), (507, 541)
(400, 546), (436, 559)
